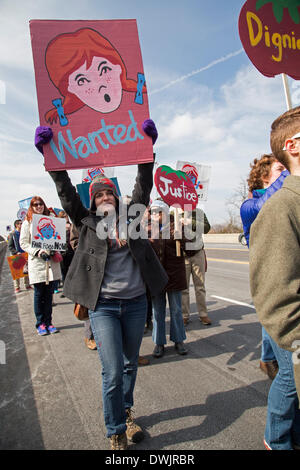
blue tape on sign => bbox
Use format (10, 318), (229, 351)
(52, 98), (68, 126)
(134, 73), (145, 105)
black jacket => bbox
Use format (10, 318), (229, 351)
(49, 163), (168, 310)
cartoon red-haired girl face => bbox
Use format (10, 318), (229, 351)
(45, 28), (146, 125)
(68, 56), (122, 113)
(34, 218), (61, 241)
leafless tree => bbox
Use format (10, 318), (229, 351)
(211, 177), (248, 233)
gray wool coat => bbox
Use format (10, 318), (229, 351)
(49, 162), (168, 310)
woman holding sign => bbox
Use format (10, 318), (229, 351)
(149, 199), (188, 358)
(34, 121), (168, 450)
(20, 197), (61, 335)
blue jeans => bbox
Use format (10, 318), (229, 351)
(152, 290), (186, 345)
(33, 281), (54, 328)
(261, 327), (276, 362)
(88, 294), (147, 437)
(265, 335), (300, 449)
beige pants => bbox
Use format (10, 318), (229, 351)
(15, 275), (30, 289)
(182, 250), (207, 320)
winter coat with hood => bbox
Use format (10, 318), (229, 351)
(48, 162), (168, 311)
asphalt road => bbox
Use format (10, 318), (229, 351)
(0, 243), (271, 451)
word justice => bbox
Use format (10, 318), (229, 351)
(158, 176), (198, 203)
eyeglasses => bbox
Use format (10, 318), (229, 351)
(282, 132), (300, 150)
(32, 202), (44, 207)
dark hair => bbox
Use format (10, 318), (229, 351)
(14, 219), (22, 228)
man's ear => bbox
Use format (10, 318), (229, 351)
(284, 139), (300, 156)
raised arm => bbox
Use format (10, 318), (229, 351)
(48, 170), (89, 228)
(131, 119), (158, 206)
(34, 126), (88, 227)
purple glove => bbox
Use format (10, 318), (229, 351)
(142, 119), (158, 145)
(35, 126), (53, 154)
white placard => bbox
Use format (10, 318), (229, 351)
(82, 166), (116, 183)
(176, 161), (211, 202)
(31, 214), (66, 251)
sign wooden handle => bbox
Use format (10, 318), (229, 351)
(282, 73), (292, 110)
(174, 208), (181, 257)
(45, 260), (49, 285)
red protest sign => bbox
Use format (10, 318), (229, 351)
(239, 0), (300, 79)
(154, 165), (198, 210)
(30, 20), (153, 171)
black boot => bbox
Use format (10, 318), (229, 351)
(152, 344), (164, 358)
(175, 342), (188, 355)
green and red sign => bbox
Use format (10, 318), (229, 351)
(154, 165), (198, 210)
(239, 0), (300, 79)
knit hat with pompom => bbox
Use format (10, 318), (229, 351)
(89, 174), (119, 211)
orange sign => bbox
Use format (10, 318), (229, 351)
(7, 253), (28, 280)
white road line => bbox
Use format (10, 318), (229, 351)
(207, 257), (249, 265)
(211, 295), (256, 310)
(205, 247), (248, 252)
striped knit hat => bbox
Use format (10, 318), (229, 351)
(89, 174), (118, 210)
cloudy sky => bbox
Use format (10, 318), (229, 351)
(1, 0), (299, 235)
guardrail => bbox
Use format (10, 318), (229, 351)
(203, 233), (240, 244)
(0, 241), (7, 284)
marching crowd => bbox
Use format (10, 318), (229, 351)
(6, 106), (300, 450)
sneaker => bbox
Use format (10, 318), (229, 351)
(200, 316), (212, 325)
(54, 289), (59, 294)
(152, 344), (164, 358)
(15, 287), (21, 294)
(110, 432), (128, 450)
(26, 286), (33, 290)
(175, 342), (188, 355)
(47, 325), (59, 334)
(37, 324), (48, 336)
(259, 360), (278, 381)
(263, 439), (272, 450)
(84, 338), (97, 350)
(126, 408), (144, 443)
(183, 317), (190, 326)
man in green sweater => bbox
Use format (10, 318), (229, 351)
(249, 106), (300, 450)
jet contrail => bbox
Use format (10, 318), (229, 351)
(149, 48), (244, 95)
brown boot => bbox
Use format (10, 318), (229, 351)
(200, 316), (212, 325)
(109, 432), (128, 450)
(126, 408), (144, 443)
(84, 338), (97, 350)
(259, 360), (278, 380)
(138, 356), (149, 366)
